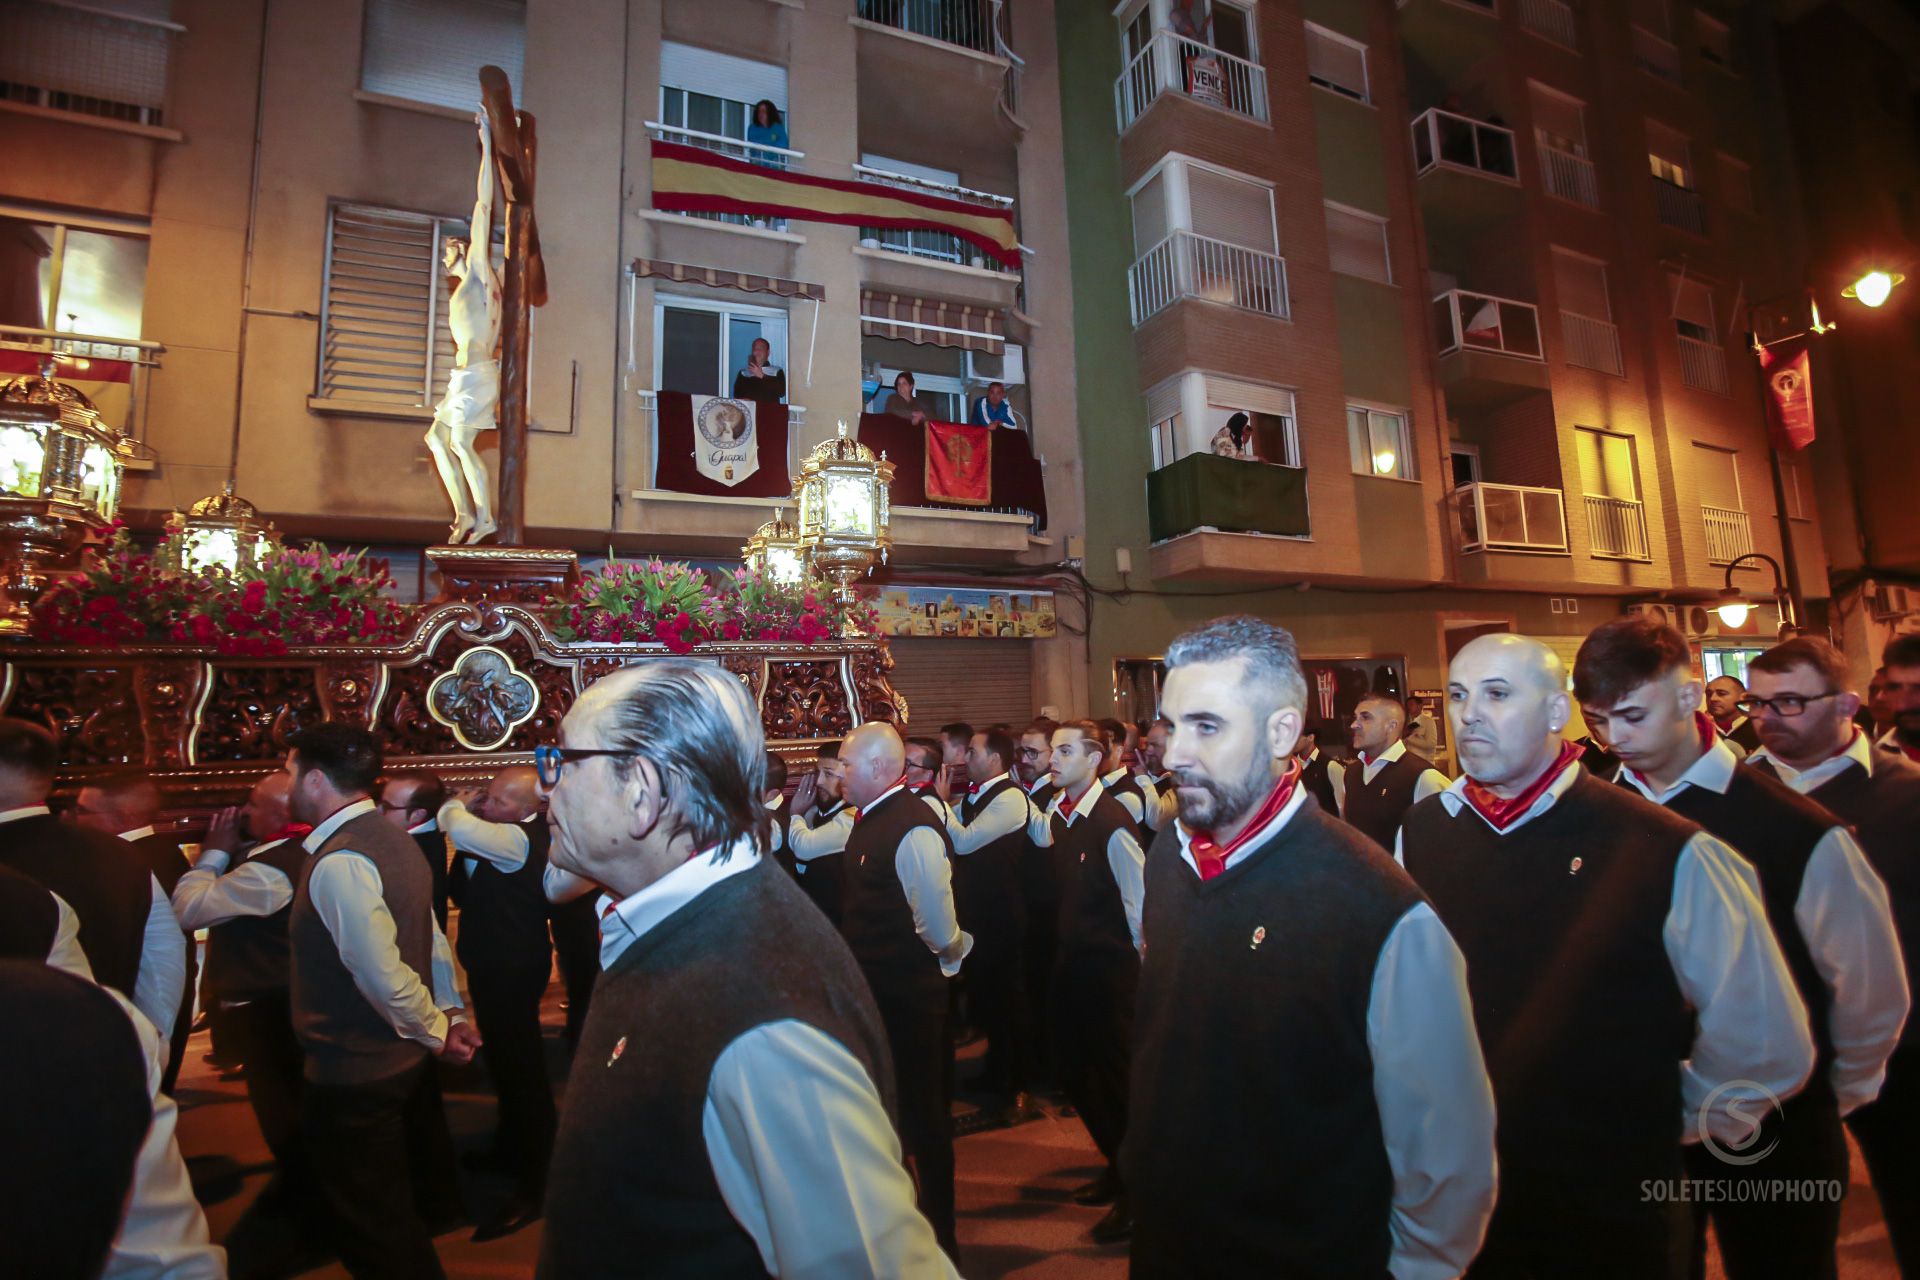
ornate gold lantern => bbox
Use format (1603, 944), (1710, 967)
(161, 483), (278, 576)
(794, 420), (894, 602)
(0, 371), (129, 634)
(743, 506), (806, 587)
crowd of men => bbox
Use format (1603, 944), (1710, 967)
(2, 621), (1918, 1279)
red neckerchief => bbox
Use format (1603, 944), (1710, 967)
(1188, 760), (1305, 882)
(1357, 749), (1377, 769)
(1695, 711), (1721, 754)
(267, 822), (312, 842)
(1461, 739), (1583, 831)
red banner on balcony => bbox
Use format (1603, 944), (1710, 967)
(1758, 335), (1816, 451)
(649, 140), (1021, 269)
(652, 391), (791, 499)
(925, 420), (992, 506)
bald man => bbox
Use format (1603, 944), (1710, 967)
(1398, 635), (1814, 1278)
(442, 766), (558, 1240)
(1706, 675), (1761, 756)
(173, 772), (314, 1200)
(840, 722), (972, 1261)
(1328, 694), (1447, 850)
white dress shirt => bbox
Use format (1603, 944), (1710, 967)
(863, 785), (972, 976)
(1750, 729), (1878, 793)
(788, 803), (854, 872)
(171, 837), (298, 929)
(1175, 784), (1497, 1280)
(597, 839), (959, 1278)
(1046, 779), (1147, 950)
(302, 799), (464, 1051)
(1099, 767), (1153, 828)
(1328, 739), (1450, 819)
(766, 795), (786, 854)
(438, 800), (580, 900)
(1398, 761), (1818, 1147)
(1131, 772), (1177, 830)
(1620, 739), (1908, 1115)
(941, 773), (1033, 855)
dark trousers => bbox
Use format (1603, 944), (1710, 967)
(1685, 1086), (1846, 1280)
(1051, 950), (1136, 1171)
(1022, 891), (1059, 1081)
(549, 899), (600, 1049)
(467, 964), (556, 1198)
(971, 922), (1031, 1098)
(1469, 1194), (1687, 1280)
(1850, 1041), (1920, 1276)
(870, 972), (957, 1259)
(160, 939), (198, 1095)
(300, 1059), (448, 1280)
(227, 993), (306, 1171)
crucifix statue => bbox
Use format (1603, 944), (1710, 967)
(426, 66), (545, 546)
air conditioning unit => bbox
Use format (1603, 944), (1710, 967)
(1871, 584), (1920, 621)
(1624, 601), (1678, 629)
(1680, 604), (1715, 641)
(965, 345), (1026, 388)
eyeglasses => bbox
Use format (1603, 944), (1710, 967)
(1736, 692), (1839, 719)
(533, 744), (635, 787)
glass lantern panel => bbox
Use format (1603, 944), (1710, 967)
(766, 545), (805, 586)
(79, 443), (117, 519)
(825, 474), (875, 536)
(0, 423), (48, 498)
(184, 527), (243, 575)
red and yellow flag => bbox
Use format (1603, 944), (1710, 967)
(925, 421), (992, 506)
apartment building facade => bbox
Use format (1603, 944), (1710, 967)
(0, 0), (1092, 719)
(1060, 0), (1832, 739)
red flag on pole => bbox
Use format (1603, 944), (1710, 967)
(1758, 335), (1816, 451)
(925, 421), (992, 506)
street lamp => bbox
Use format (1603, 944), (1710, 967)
(1842, 270), (1904, 309)
(1714, 551), (1797, 637)
(794, 419), (894, 604)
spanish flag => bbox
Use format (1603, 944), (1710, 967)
(650, 140), (1021, 270)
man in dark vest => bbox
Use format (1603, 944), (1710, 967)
(1748, 635), (1920, 1276)
(907, 736), (955, 822)
(0, 719), (185, 1051)
(786, 740), (854, 926)
(378, 771), (450, 929)
(1401, 633), (1815, 1279)
(1330, 693), (1447, 848)
(1706, 673), (1763, 755)
(1029, 719), (1147, 1243)
(1128, 616), (1496, 1277)
(840, 721), (973, 1262)
(763, 751), (793, 875)
(442, 764), (558, 1241)
(171, 771), (313, 1204)
(1576, 619), (1904, 1280)
(537, 662), (958, 1278)
(284, 724), (478, 1280)
(1881, 633), (1920, 764)
(1129, 718), (1176, 833)
(1293, 725), (1339, 814)
(1014, 718), (1060, 1080)
(936, 727), (1036, 1125)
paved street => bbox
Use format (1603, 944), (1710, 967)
(173, 982), (1901, 1279)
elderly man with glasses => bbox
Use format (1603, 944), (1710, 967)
(534, 665), (957, 1278)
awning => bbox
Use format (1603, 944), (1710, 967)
(631, 257), (826, 301)
(860, 289), (1005, 355)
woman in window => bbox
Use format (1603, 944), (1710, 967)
(732, 337), (786, 403)
(747, 100), (787, 168)
(883, 372), (929, 426)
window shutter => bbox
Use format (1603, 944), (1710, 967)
(1131, 172), (1169, 257)
(1552, 251), (1610, 319)
(1203, 376), (1295, 419)
(320, 205), (442, 406)
(1304, 24), (1367, 101)
(1692, 443), (1741, 509)
(659, 41), (789, 109)
(1577, 428), (1637, 499)
(1646, 120), (1691, 180)
(1669, 273), (1715, 331)
(887, 638), (1034, 728)
(1325, 205), (1390, 284)
(1144, 374), (1185, 425)
(361, 0), (526, 112)
(1529, 85), (1586, 152)
(0, 1), (173, 118)
(1187, 168), (1275, 252)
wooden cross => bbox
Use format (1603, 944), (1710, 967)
(479, 66), (547, 547)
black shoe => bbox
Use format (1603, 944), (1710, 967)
(1090, 1198), (1131, 1245)
(470, 1195), (542, 1243)
(1072, 1169), (1119, 1206)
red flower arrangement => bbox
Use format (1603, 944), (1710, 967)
(544, 561), (873, 650)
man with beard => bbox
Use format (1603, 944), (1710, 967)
(786, 742), (854, 927)
(1881, 634), (1920, 764)
(1095, 717), (1155, 831)
(1747, 635), (1920, 1275)
(1400, 634), (1813, 1279)
(1706, 674), (1762, 755)
(1127, 616), (1495, 1278)
(1575, 617), (1903, 1280)
(1132, 719), (1176, 831)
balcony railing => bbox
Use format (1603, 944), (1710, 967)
(857, 0), (997, 54)
(1703, 505), (1753, 564)
(1584, 494), (1651, 560)
(1148, 452), (1309, 542)
(1561, 310), (1623, 375)
(1115, 31), (1268, 131)
(1538, 141), (1601, 208)
(1434, 290), (1544, 360)
(646, 122), (805, 232)
(1128, 230), (1289, 326)
(853, 164), (1017, 270)
(0, 0), (180, 128)
(1455, 482), (1569, 554)
(1631, 26), (1683, 84)
(1519, 0), (1579, 49)
(1677, 333), (1730, 394)
(1652, 176), (1706, 235)
(1411, 109), (1519, 182)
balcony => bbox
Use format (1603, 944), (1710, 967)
(1561, 310), (1623, 375)
(1538, 141), (1600, 209)
(1652, 176), (1706, 236)
(1128, 231), (1289, 327)
(1396, 0), (1501, 87)
(1148, 453), (1309, 543)
(1454, 482), (1568, 554)
(1519, 0), (1579, 49)
(854, 164), (1018, 279)
(1412, 109), (1518, 182)
(853, 0), (1016, 146)
(1115, 32), (1268, 131)
(0, 0), (180, 131)
(1632, 26), (1683, 85)
(1703, 505), (1753, 564)
(644, 122), (805, 236)
(1584, 495), (1651, 560)
(1677, 334), (1730, 394)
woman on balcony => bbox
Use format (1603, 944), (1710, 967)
(746, 100), (787, 169)
(731, 337), (786, 404)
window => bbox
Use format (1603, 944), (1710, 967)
(1695, 11), (1733, 69)
(1669, 273), (1715, 343)
(868, 366), (964, 423)
(0, 1), (174, 127)
(1187, 166), (1278, 252)
(1552, 249), (1611, 321)
(1131, 170), (1170, 256)
(1210, 1), (1258, 62)
(1692, 442), (1742, 511)
(360, 0), (525, 113)
(317, 203), (503, 409)
(656, 296), (788, 400)
(861, 155), (971, 262)
(1324, 203), (1391, 284)
(1576, 428), (1638, 499)
(660, 41), (789, 142)
(1531, 82), (1589, 157)
(1122, 5), (1153, 63)
(1647, 120), (1693, 188)
(0, 209), (148, 341)
(1146, 373), (1299, 468)
(1304, 24), (1368, 104)
(1349, 405), (1413, 480)
(1716, 153), (1754, 214)
(1150, 411), (1182, 469)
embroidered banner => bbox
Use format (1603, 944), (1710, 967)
(689, 395), (760, 487)
(1758, 335), (1816, 451)
(925, 420), (992, 506)
(653, 392), (791, 499)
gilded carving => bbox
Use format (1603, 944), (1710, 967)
(427, 645), (540, 752)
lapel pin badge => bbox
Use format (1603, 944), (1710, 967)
(608, 1035), (627, 1067)
(1250, 925), (1267, 950)
(1569, 857), (1583, 876)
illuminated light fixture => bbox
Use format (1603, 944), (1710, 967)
(1713, 591), (1753, 630)
(794, 419), (895, 607)
(1842, 270), (1904, 309)
(1716, 552), (1796, 638)
(1372, 448), (1397, 475)
(743, 506), (806, 587)
(161, 482), (278, 576)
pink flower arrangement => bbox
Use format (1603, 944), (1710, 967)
(545, 561), (873, 649)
